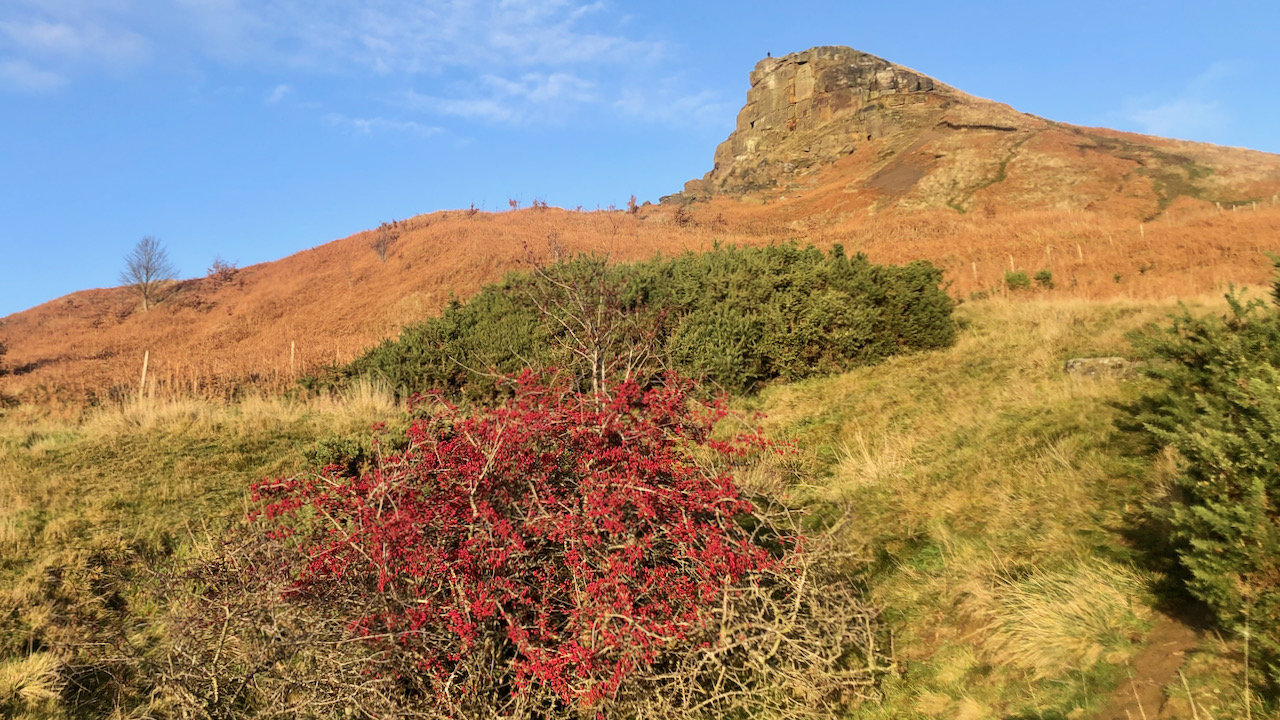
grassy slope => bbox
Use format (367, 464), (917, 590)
(0, 297), (1262, 719)
(0, 384), (403, 718)
(747, 296), (1257, 719)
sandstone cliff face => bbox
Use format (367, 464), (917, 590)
(693, 46), (963, 196)
(674, 45), (1280, 220)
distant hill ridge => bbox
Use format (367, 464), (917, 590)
(4, 45), (1280, 405)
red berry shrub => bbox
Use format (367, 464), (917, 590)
(178, 373), (894, 719)
(251, 373), (779, 714)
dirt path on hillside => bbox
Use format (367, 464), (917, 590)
(1093, 613), (1201, 720)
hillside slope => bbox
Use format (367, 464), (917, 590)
(4, 45), (1280, 405)
(1, 296), (1258, 718)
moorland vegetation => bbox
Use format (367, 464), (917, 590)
(2, 246), (1278, 719)
(6, 41), (1280, 719)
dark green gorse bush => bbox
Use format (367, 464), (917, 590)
(316, 243), (956, 399)
(1004, 270), (1031, 291)
(1133, 255), (1280, 698)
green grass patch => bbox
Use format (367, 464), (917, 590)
(746, 296), (1231, 718)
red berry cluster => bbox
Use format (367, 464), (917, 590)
(250, 372), (779, 710)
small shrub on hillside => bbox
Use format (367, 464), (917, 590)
(1133, 261), (1280, 698)
(640, 244), (954, 391)
(206, 256), (239, 283)
(301, 435), (369, 476)
(168, 374), (889, 719)
(1004, 270), (1031, 291)
(1034, 268), (1054, 290)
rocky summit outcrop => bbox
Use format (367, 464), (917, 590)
(681, 46), (972, 197)
(672, 45), (1280, 218)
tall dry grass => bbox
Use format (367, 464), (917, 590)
(75, 376), (399, 437)
(0, 372), (406, 718)
(0, 653), (62, 718)
(958, 561), (1150, 679)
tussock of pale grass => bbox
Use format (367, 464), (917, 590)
(328, 376), (398, 418)
(74, 377), (401, 440)
(731, 445), (820, 501)
(959, 562), (1150, 679)
(0, 652), (63, 711)
(834, 423), (916, 489)
(82, 395), (212, 436)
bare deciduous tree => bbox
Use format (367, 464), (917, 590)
(121, 235), (178, 311)
(371, 221), (399, 263)
(522, 248), (667, 398)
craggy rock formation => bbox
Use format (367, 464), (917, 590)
(672, 45), (1280, 218)
(692, 47), (969, 196)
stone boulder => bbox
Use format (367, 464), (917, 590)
(1063, 357), (1138, 379)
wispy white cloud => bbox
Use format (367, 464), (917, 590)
(325, 112), (443, 137)
(1121, 62), (1235, 141)
(0, 57), (66, 91)
(265, 83), (291, 104)
(0, 5), (150, 93)
(404, 72), (597, 124)
(1125, 97), (1228, 141)
(615, 86), (731, 128)
(0, 1), (657, 78)
(168, 0), (660, 74)
(0, 18), (148, 64)
(406, 93), (519, 123)
(0, 0), (715, 132)
(486, 72), (595, 103)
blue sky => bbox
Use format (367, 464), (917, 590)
(2, 0), (1278, 316)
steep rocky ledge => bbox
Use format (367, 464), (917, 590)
(672, 46), (1021, 199)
